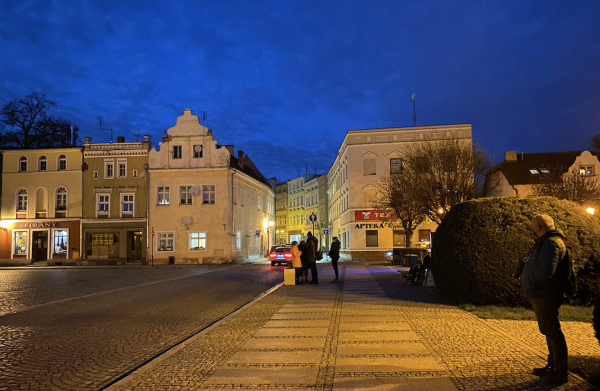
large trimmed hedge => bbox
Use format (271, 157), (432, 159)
(432, 197), (600, 306)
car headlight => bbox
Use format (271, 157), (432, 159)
(385, 251), (393, 256)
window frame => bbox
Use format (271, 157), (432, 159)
(157, 186), (170, 205)
(172, 145), (182, 159)
(13, 230), (29, 256)
(57, 154), (67, 171)
(193, 145), (203, 158)
(366, 230), (379, 247)
(52, 228), (69, 256)
(179, 185), (193, 205)
(19, 156), (27, 172)
(363, 159), (376, 176)
(96, 193), (110, 217)
(16, 188), (28, 213)
(104, 159), (114, 179)
(189, 231), (207, 251)
(120, 193), (135, 217)
(390, 158), (402, 174)
(117, 159), (127, 178)
(156, 231), (175, 252)
(202, 184), (216, 204)
(55, 187), (68, 212)
(579, 166), (594, 176)
(38, 155), (47, 172)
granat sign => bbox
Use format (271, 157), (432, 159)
(355, 223), (385, 229)
(21, 222), (59, 228)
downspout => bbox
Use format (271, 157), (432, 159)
(231, 168), (236, 261)
(145, 162), (150, 265)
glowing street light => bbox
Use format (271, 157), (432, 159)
(586, 207), (595, 215)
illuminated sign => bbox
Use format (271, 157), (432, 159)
(21, 222), (59, 228)
(354, 210), (394, 221)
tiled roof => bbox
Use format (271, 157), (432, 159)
(492, 151), (586, 185)
(229, 153), (272, 189)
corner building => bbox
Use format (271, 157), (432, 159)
(148, 109), (275, 264)
(328, 124), (472, 261)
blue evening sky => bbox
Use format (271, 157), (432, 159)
(1, 0), (599, 182)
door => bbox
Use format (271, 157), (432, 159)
(32, 231), (48, 261)
(127, 231), (143, 262)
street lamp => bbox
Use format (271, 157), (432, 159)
(586, 207), (595, 215)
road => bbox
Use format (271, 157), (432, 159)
(0, 263), (284, 391)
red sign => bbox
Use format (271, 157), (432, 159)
(355, 210), (391, 221)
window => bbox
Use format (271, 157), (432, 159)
(158, 232), (174, 251)
(363, 159), (376, 175)
(393, 230), (406, 247)
(133, 170), (138, 177)
(97, 194), (110, 215)
(121, 194), (134, 216)
(540, 168), (550, 174)
(14, 231), (28, 255)
(529, 169), (540, 175)
(58, 155), (67, 171)
(202, 185), (215, 204)
(180, 186), (192, 204)
(117, 159), (127, 177)
(390, 158), (402, 174)
(53, 230), (68, 254)
(105, 161), (114, 178)
(366, 230), (378, 247)
(19, 156), (27, 172)
(56, 187), (67, 211)
(173, 145), (182, 159)
(580, 166), (594, 176)
(193, 145), (203, 158)
(189, 232), (206, 250)
(38, 156), (47, 171)
(93, 171), (98, 179)
(157, 186), (170, 205)
(236, 231), (241, 250)
(17, 189), (28, 212)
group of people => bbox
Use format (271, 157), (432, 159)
(289, 233), (340, 284)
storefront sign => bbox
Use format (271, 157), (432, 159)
(354, 210), (394, 221)
(355, 223), (385, 229)
(22, 222), (59, 228)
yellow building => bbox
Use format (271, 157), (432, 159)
(148, 108), (275, 264)
(328, 124), (472, 261)
(275, 182), (288, 244)
(286, 173), (318, 243)
(303, 174), (328, 251)
(0, 147), (82, 264)
(81, 136), (151, 264)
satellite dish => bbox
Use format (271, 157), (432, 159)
(194, 145), (202, 153)
(181, 216), (192, 226)
(190, 186), (200, 196)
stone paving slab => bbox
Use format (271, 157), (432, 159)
(339, 331), (420, 342)
(263, 319), (330, 328)
(333, 377), (458, 391)
(283, 303), (335, 308)
(254, 327), (329, 337)
(337, 341), (430, 355)
(242, 337), (327, 349)
(335, 356), (445, 373)
(340, 310), (404, 316)
(203, 367), (319, 385)
(339, 321), (411, 331)
(227, 351), (321, 364)
(271, 312), (331, 319)
(278, 307), (334, 313)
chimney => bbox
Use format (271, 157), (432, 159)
(504, 151), (517, 162)
(117, 136), (125, 143)
(237, 150), (244, 169)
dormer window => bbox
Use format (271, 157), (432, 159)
(579, 166), (594, 176)
(529, 169), (540, 174)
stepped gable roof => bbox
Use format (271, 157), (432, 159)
(494, 151), (584, 185)
(229, 152), (271, 189)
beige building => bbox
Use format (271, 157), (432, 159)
(275, 182), (288, 245)
(328, 124), (472, 261)
(286, 173), (319, 244)
(0, 147), (82, 264)
(81, 136), (151, 264)
(487, 150), (600, 198)
(148, 109), (275, 264)
(303, 174), (328, 251)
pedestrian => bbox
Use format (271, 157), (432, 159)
(522, 214), (569, 385)
(306, 232), (319, 284)
(408, 252), (431, 285)
(329, 236), (340, 282)
(290, 241), (303, 285)
(298, 240), (309, 282)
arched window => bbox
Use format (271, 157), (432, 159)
(56, 187), (67, 211)
(38, 156), (47, 171)
(58, 155), (67, 171)
(19, 156), (27, 172)
(17, 189), (28, 211)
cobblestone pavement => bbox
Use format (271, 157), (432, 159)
(0, 264), (235, 316)
(110, 262), (597, 391)
(0, 264), (284, 391)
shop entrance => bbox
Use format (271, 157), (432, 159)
(32, 231), (48, 261)
(127, 231), (143, 263)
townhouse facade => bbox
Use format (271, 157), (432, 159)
(303, 174), (328, 251)
(0, 147), (83, 264)
(275, 182), (288, 245)
(286, 173), (319, 244)
(81, 136), (150, 264)
(328, 124), (472, 261)
(148, 108), (275, 264)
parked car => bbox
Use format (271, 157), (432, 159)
(384, 250), (393, 262)
(269, 246), (292, 266)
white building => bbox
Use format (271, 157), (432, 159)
(328, 124), (472, 261)
(148, 108), (275, 264)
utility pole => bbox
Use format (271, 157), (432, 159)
(411, 93), (417, 127)
(98, 116), (113, 143)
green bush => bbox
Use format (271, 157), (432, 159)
(431, 196), (600, 306)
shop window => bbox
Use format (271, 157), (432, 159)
(58, 155), (67, 171)
(390, 158), (402, 174)
(157, 186), (170, 205)
(19, 156), (27, 172)
(202, 185), (215, 204)
(38, 156), (47, 171)
(158, 232), (174, 251)
(14, 231), (28, 255)
(55, 187), (67, 211)
(17, 189), (28, 212)
(180, 186), (192, 204)
(121, 194), (134, 216)
(363, 159), (376, 176)
(53, 230), (68, 254)
(366, 230), (378, 247)
(189, 232), (206, 250)
(172, 145), (182, 159)
(393, 230), (406, 247)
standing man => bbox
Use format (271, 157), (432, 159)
(329, 237), (340, 283)
(523, 214), (568, 385)
(306, 232), (319, 284)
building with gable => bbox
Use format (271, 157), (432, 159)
(148, 108), (275, 264)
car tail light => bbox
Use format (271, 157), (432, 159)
(269, 252), (277, 259)
(284, 252), (292, 259)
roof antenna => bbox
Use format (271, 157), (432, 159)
(202, 111), (207, 125)
(411, 93), (417, 127)
(98, 116), (113, 143)
(134, 134), (140, 142)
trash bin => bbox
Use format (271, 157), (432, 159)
(392, 248), (403, 265)
(284, 267), (296, 285)
(168, 256), (175, 265)
(403, 254), (418, 267)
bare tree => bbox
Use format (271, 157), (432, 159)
(0, 92), (79, 148)
(591, 134), (600, 152)
(533, 167), (600, 206)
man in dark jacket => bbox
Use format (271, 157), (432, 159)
(306, 232), (318, 284)
(523, 214), (568, 385)
(329, 237), (340, 282)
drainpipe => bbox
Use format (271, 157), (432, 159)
(145, 162), (150, 265)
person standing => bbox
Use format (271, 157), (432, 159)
(522, 214), (569, 385)
(306, 232), (319, 284)
(329, 237), (340, 283)
(298, 240), (309, 282)
(290, 241), (303, 285)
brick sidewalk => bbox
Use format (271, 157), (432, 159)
(108, 263), (597, 390)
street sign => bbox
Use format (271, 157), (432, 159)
(309, 213), (317, 223)
(324, 229), (329, 235)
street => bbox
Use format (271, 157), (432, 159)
(0, 263), (283, 391)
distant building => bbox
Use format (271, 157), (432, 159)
(81, 136), (151, 265)
(148, 108), (274, 264)
(286, 173), (319, 244)
(486, 150), (600, 198)
(0, 147), (83, 264)
(275, 181), (288, 244)
(328, 124), (472, 261)
(304, 174), (328, 251)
